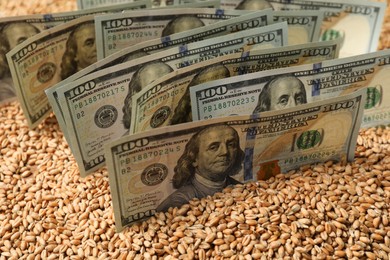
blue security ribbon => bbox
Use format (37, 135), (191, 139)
(43, 14), (54, 21)
(215, 9), (224, 16)
(312, 62), (322, 97)
(161, 35), (171, 46)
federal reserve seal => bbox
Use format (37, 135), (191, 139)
(150, 106), (171, 128)
(141, 163), (168, 186)
(94, 105), (118, 128)
(37, 62), (56, 83)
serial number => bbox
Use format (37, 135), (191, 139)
(74, 86), (125, 112)
(284, 150), (336, 165)
(202, 97), (256, 117)
(363, 111), (390, 124)
(142, 88), (184, 112)
(131, 147), (181, 162)
(107, 31), (159, 41)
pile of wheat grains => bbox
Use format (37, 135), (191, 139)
(1, 1), (390, 259)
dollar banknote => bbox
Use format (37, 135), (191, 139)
(130, 38), (342, 134)
(266, 0), (386, 57)
(94, 7), (256, 59)
(105, 88), (366, 231)
(0, 1), (151, 105)
(55, 23), (288, 176)
(6, 15), (98, 128)
(46, 9), (274, 145)
(273, 10), (324, 45)
(190, 48), (390, 129)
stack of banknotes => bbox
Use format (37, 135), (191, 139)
(1, 0), (388, 231)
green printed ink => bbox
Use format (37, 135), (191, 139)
(321, 29), (344, 41)
(296, 130), (323, 150)
(365, 86), (382, 109)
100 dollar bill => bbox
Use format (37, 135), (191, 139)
(267, 0), (386, 57)
(5, 1), (152, 128)
(57, 23), (288, 176)
(95, 7), (254, 59)
(0, 1), (151, 104)
(46, 9), (273, 145)
(190, 48), (390, 129)
(130, 38), (342, 134)
(106, 88), (365, 231)
(7, 15), (98, 128)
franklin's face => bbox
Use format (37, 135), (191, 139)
(122, 62), (173, 129)
(193, 126), (238, 181)
(163, 17), (204, 36)
(74, 24), (97, 70)
(269, 77), (306, 110)
(4, 23), (39, 50)
(138, 63), (173, 89)
(190, 65), (230, 86)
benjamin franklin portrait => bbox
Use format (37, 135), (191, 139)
(161, 16), (205, 37)
(156, 124), (244, 212)
(60, 21), (97, 80)
(0, 22), (40, 101)
(170, 64), (231, 125)
(236, 0), (273, 10)
(253, 74), (307, 113)
(122, 61), (174, 132)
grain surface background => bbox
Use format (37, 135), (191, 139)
(0, 1), (390, 260)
